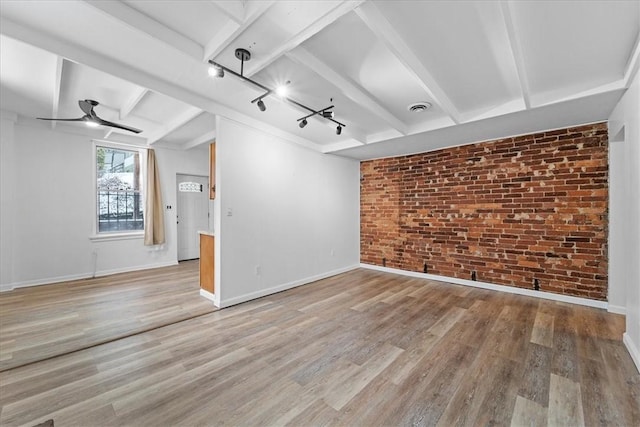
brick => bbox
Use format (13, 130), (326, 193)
(360, 122), (608, 301)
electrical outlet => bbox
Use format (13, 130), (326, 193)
(255, 265), (261, 276)
(226, 208), (233, 217)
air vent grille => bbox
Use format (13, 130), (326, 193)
(408, 102), (432, 113)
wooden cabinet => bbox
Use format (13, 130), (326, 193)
(209, 142), (216, 199)
(199, 233), (214, 294)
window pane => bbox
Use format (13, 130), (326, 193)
(96, 146), (144, 233)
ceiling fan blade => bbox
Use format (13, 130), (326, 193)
(79, 99), (98, 115)
(37, 117), (85, 122)
(96, 117), (142, 134)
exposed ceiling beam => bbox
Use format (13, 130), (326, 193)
(286, 48), (408, 136)
(533, 79), (626, 108)
(203, 1), (274, 61)
(0, 16), (323, 153)
(147, 107), (203, 144)
(624, 31), (640, 88)
(82, 0), (203, 60)
(50, 56), (64, 130)
(245, 0), (366, 77)
(321, 139), (365, 154)
(209, 0), (244, 24)
(120, 87), (149, 120)
(462, 98), (526, 123)
(500, 1), (531, 109)
(183, 129), (217, 150)
(355, 2), (462, 124)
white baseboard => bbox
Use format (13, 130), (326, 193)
(199, 289), (218, 306)
(360, 264), (608, 310)
(0, 261), (178, 292)
(607, 304), (627, 315)
(93, 261), (178, 278)
(623, 333), (640, 373)
(218, 264), (360, 309)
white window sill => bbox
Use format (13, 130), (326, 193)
(89, 232), (144, 242)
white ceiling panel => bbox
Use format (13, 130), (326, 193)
(300, 12), (447, 128)
(132, 91), (195, 125)
(372, 0), (521, 114)
(213, 1), (343, 72)
(511, 0), (639, 103)
(158, 112), (216, 146)
(122, 0), (229, 47)
(59, 61), (141, 116)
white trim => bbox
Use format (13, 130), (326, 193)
(607, 304), (627, 315)
(0, 261), (177, 293)
(91, 138), (148, 149)
(89, 232), (144, 242)
(218, 264), (360, 309)
(199, 289), (218, 306)
(93, 261), (177, 278)
(360, 264), (608, 310)
(623, 333), (640, 374)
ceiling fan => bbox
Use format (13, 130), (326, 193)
(37, 99), (142, 134)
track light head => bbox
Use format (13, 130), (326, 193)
(299, 119), (307, 128)
(257, 100), (266, 112)
(208, 63), (224, 78)
(336, 125), (342, 135)
(322, 110), (334, 119)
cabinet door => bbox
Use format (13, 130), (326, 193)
(209, 142), (216, 199)
(199, 235), (215, 294)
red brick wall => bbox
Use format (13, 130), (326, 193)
(360, 122), (609, 300)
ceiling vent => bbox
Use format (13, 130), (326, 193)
(408, 102), (432, 113)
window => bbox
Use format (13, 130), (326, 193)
(96, 145), (144, 233)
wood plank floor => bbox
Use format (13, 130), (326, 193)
(0, 261), (216, 371)
(1, 268), (638, 426)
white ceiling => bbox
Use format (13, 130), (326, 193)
(0, 0), (638, 158)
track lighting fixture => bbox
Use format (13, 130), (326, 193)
(208, 48), (346, 133)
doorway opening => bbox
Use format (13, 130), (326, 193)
(176, 174), (210, 261)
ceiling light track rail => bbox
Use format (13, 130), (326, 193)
(208, 48), (346, 131)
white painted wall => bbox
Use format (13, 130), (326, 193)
(214, 118), (360, 307)
(609, 70), (640, 372)
(0, 121), (208, 290)
(609, 131), (629, 314)
(0, 111), (17, 287)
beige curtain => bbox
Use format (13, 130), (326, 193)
(144, 149), (165, 246)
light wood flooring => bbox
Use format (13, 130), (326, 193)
(0, 261), (216, 371)
(1, 267), (639, 426)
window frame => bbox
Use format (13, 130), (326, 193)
(90, 140), (147, 242)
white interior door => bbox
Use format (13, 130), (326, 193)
(176, 174), (209, 261)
